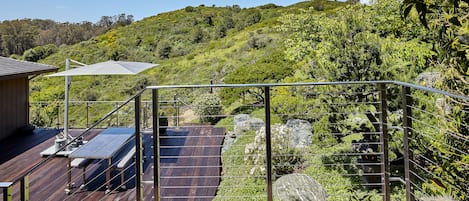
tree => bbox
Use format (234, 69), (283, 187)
(221, 50), (294, 106)
(278, 0), (434, 156)
(157, 40), (172, 59)
(401, 1), (469, 199)
(193, 93), (223, 124)
(23, 44), (58, 62)
(0, 20), (37, 56)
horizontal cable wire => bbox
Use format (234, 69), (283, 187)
(409, 104), (469, 132)
(100, 174), (136, 201)
(161, 185), (263, 189)
(161, 195), (267, 199)
(409, 161), (437, 180)
(327, 192), (384, 198)
(409, 170), (428, 185)
(408, 127), (469, 156)
(275, 111), (382, 117)
(160, 175), (266, 179)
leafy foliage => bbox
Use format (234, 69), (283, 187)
(244, 125), (305, 177)
(13, 0), (468, 199)
(192, 93), (223, 124)
(401, 1), (469, 199)
(0, 14), (133, 57)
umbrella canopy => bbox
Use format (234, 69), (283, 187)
(48, 60), (158, 77)
(45, 59), (158, 147)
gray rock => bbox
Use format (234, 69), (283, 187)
(436, 98), (452, 115)
(420, 196), (455, 201)
(273, 173), (327, 201)
(234, 114), (251, 133)
(249, 117), (264, 131)
(222, 131), (237, 154)
(233, 114), (264, 134)
(416, 72), (442, 88)
(286, 119), (312, 148)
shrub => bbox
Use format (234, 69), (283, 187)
(184, 6), (195, 12)
(193, 93), (223, 124)
(244, 125), (305, 177)
(157, 40), (172, 59)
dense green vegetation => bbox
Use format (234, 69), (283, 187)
(6, 0), (466, 200)
(0, 14), (134, 58)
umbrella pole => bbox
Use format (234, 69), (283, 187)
(64, 59), (70, 141)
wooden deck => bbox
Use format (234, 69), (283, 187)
(0, 126), (225, 201)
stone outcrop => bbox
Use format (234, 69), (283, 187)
(234, 114), (251, 133)
(416, 72), (442, 88)
(273, 173), (327, 201)
(233, 114), (264, 134)
(285, 119), (312, 148)
(420, 196), (455, 201)
(223, 114), (264, 153)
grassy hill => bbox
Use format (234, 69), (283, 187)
(26, 1), (469, 200)
(30, 1), (347, 103)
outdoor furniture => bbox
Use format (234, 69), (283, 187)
(70, 158), (92, 190)
(116, 146), (136, 189)
(67, 127), (135, 193)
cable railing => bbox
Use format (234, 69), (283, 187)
(29, 95), (189, 130)
(1, 81), (468, 201)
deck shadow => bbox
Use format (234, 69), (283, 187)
(0, 128), (60, 164)
(159, 129), (188, 163)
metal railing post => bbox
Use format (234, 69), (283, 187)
(264, 86), (273, 201)
(143, 102), (147, 129)
(56, 103), (60, 129)
(86, 102), (89, 128)
(378, 83), (390, 201)
(116, 104), (120, 127)
(20, 175), (29, 201)
(152, 89), (160, 201)
(135, 96), (143, 201)
(173, 94), (177, 128)
(402, 86), (415, 201)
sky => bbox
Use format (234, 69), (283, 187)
(0, 0), (322, 23)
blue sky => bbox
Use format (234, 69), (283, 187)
(0, 0), (313, 23)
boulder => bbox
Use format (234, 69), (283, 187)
(420, 196), (455, 201)
(416, 72), (442, 88)
(249, 117), (264, 131)
(234, 114), (251, 133)
(436, 98), (452, 115)
(233, 114), (264, 134)
(221, 131), (237, 153)
(285, 119), (312, 148)
(273, 173), (327, 201)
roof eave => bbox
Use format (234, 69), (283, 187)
(0, 68), (58, 81)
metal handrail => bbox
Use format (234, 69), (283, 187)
(11, 89), (146, 184)
(5, 80), (469, 200)
(146, 81), (469, 101)
(146, 80), (394, 89)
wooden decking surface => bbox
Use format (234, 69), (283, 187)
(0, 126), (225, 201)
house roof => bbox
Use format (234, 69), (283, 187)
(0, 56), (57, 81)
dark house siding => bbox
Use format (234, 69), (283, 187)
(0, 56), (56, 140)
(0, 77), (28, 140)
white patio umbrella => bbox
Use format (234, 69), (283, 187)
(46, 59), (158, 149)
(48, 60), (158, 76)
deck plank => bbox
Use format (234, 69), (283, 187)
(0, 126), (225, 201)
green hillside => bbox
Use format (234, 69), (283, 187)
(25, 0), (469, 200)
(30, 1), (346, 102)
